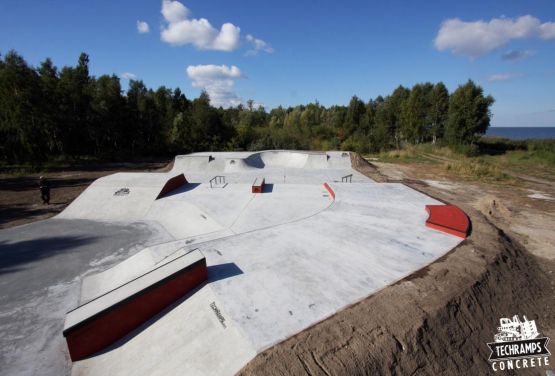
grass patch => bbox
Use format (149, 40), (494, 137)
(368, 138), (555, 182)
(444, 158), (509, 181)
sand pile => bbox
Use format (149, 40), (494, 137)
(474, 195), (513, 223)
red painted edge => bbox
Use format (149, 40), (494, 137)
(64, 258), (207, 361)
(425, 204), (469, 238)
(323, 183), (335, 199)
(252, 178), (265, 193)
(157, 174), (187, 199)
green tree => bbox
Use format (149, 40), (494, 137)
(89, 74), (125, 156)
(427, 82), (449, 144)
(401, 84), (426, 143)
(0, 51), (43, 161)
(58, 52), (93, 156)
(374, 86), (409, 149)
(445, 80), (494, 145)
(345, 95), (366, 136)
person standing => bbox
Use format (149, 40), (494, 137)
(39, 176), (51, 205)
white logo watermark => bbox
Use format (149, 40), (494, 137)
(487, 315), (551, 372)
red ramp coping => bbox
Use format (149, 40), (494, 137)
(252, 177), (265, 193)
(323, 183), (335, 199)
(425, 204), (469, 238)
(63, 250), (207, 361)
(156, 173), (187, 199)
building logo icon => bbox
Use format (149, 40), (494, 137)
(487, 315), (551, 372)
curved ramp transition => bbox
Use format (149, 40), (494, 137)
(425, 204), (469, 238)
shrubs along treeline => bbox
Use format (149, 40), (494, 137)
(0, 51), (494, 163)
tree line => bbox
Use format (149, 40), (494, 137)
(0, 51), (494, 163)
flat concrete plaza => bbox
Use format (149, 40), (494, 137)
(0, 151), (463, 376)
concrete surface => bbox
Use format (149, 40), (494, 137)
(0, 150), (464, 376)
(0, 219), (172, 376)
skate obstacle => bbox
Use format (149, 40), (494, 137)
(156, 173), (188, 199)
(323, 183), (335, 199)
(425, 204), (469, 238)
(63, 249), (207, 361)
(252, 177), (265, 193)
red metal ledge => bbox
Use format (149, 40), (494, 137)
(252, 177), (265, 193)
(63, 250), (207, 361)
(425, 204), (469, 238)
(156, 173), (187, 199)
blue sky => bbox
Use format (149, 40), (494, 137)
(1, 0), (554, 126)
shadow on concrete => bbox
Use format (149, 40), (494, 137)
(244, 153), (265, 168)
(207, 262), (244, 283)
(0, 235), (97, 275)
(262, 183), (274, 193)
(0, 205), (62, 227)
(161, 183), (201, 198)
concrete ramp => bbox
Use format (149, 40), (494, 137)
(79, 247), (189, 304)
(144, 198), (225, 239)
(224, 158), (255, 172)
(156, 174), (187, 199)
(63, 249), (207, 361)
(326, 151), (352, 169)
(246, 151), (309, 169)
(172, 155), (212, 172)
(304, 153), (329, 169)
(58, 173), (186, 221)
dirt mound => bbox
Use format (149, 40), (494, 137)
(350, 153), (388, 182)
(474, 195), (513, 223)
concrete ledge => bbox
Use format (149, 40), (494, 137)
(425, 204), (469, 238)
(323, 183), (335, 199)
(156, 173), (187, 199)
(63, 249), (207, 361)
(252, 177), (265, 193)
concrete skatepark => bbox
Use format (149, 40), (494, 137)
(0, 150), (469, 376)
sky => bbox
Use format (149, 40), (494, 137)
(0, 0), (554, 126)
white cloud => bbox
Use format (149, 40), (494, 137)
(160, 0), (240, 51)
(137, 20), (150, 34)
(434, 15), (555, 58)
(186, 64), (243, 108)
(121, 72), (137, 80)
(245, 34), (274, 56)
(161, 0), (189, 23)
(501, 49), (535, 61)
(486, 72), (524, 82)
(539, 22), (555, 39)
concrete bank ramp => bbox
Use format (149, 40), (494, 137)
(172, 155), (225, 173)
(245, 151), (309, 168)
(224, 157), (255, 172)
(63, 249), (207, 361)
(326, 151), (352, 169)
(58, 173), (186, 221)
(71, 285), (257, 376)
(79, 247), (191, 304)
